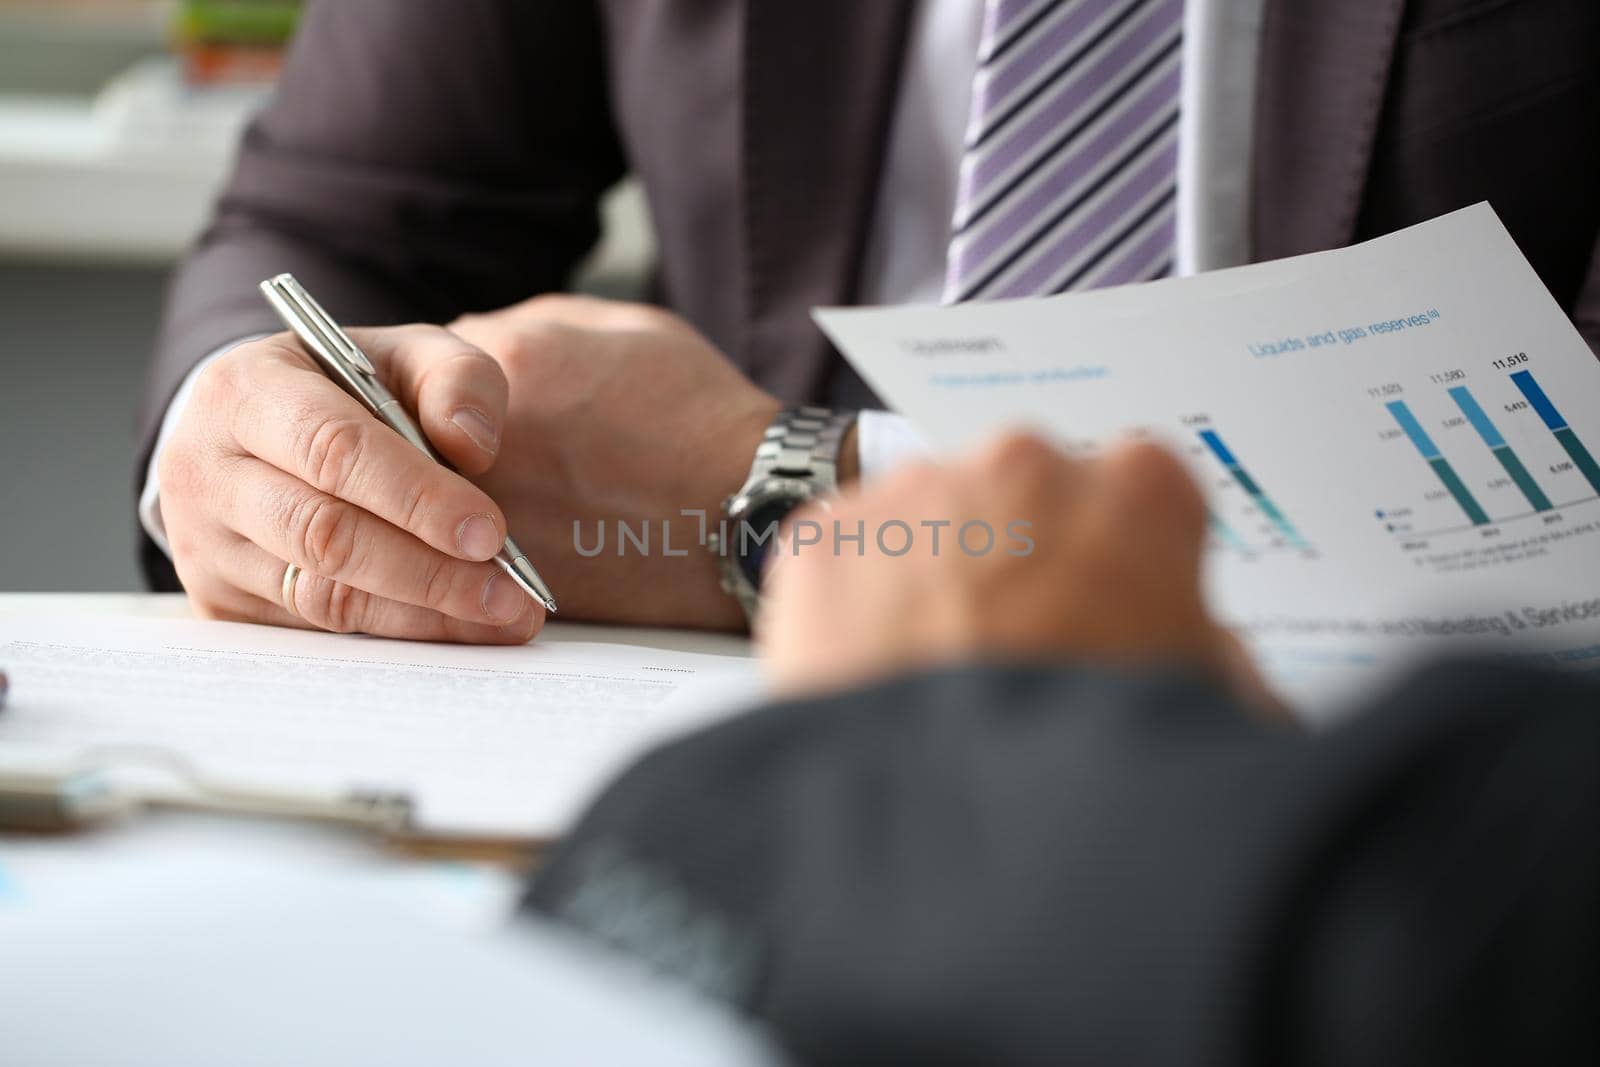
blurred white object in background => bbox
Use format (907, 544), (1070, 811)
(0, 1), (169, 98)
(0, 1), (655, 278)
(96, 55), (270, 158)
(0, 55), (259, 262)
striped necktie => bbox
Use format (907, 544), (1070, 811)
(944, 0), (1184, 303)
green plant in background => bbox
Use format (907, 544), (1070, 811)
(174, 0), (302, 48)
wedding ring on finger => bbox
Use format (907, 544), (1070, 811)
(281, 562), (302, 618)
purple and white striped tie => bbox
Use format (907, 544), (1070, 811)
(944, 0), (1183, 303)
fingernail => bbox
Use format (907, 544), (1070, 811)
(481, 571), (527, 623)
(450, 407), (500, 455)
(457, 514), (502, 560)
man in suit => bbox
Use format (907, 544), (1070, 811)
(34, 430), (1592, 1063)
(138, 0), (1600, 640)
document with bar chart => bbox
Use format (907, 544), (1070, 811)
(817, 204), (1600, 714)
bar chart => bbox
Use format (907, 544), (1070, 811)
(1379, 365), (1600, 541)
(1386, 399), (1491, 526)
(1197, 428), (1311, 552)
(1447, 386), (1552, 512)
(1511, 370), (1600, 496)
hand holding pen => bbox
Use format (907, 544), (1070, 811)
(262, 276), (557, 614)
(148, 282), (551, 643)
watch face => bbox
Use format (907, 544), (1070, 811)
(736, 496), (803, 589)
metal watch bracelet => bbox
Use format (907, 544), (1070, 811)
(754, 405), (854, 483)
(715, 406), (857, 620)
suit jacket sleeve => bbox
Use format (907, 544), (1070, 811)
(137, 0), (625, 587)
(524, 661), (1599, 1066)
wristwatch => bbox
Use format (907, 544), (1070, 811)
(710, 406), (857, 620)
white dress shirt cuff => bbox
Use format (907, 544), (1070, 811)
(138, 336), (268, 558)
(855, 409), (932, 483)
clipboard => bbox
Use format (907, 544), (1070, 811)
(0, 749), (545, 872)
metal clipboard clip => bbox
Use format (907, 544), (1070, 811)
(0, 746), (541, 869)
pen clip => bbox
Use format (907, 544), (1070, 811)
(263, 274), (378, 377)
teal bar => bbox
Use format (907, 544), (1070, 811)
(1387, 400), (1442, 458)
(1428, 457), (1491, 525)
(1491, 445), (1552, 511)
(1449, 384), (1551, 511)
(1554, 427), (1600, 496)
(1448, 386), (1507, 448)
(1232, 468), (1263, 497)
(1198, 428), (1309, 549)
(1253, 495), (1307, 548)
(1208, 512), (1249, 552)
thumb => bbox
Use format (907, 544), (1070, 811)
(350, 325), (510, 475)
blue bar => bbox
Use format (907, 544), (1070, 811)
(1511, 370), (1568, 430)
(1197, 429), (1237, 468)
(1386, 400), (1441, 459)
(1447, 386), (1506, 448)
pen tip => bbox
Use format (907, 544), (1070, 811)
(543, 598), (559, 615)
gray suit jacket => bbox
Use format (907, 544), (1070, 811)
(527, 658), (1599, 1065)
(139, 0), (1600, 586)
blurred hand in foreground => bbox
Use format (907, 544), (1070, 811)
(760, 433), (1279, 713)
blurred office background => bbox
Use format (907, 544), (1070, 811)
(0, 0), (651, 591)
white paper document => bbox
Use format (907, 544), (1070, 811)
(0, 616), (759, 836)
(817, 205), (1600, 712)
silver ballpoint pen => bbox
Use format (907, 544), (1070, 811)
(261, 273), (558, 614)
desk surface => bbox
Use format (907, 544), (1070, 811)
(0, 591), (773, 1065)
(0, 593), (755, 939)
(0, 591), (755, 658)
